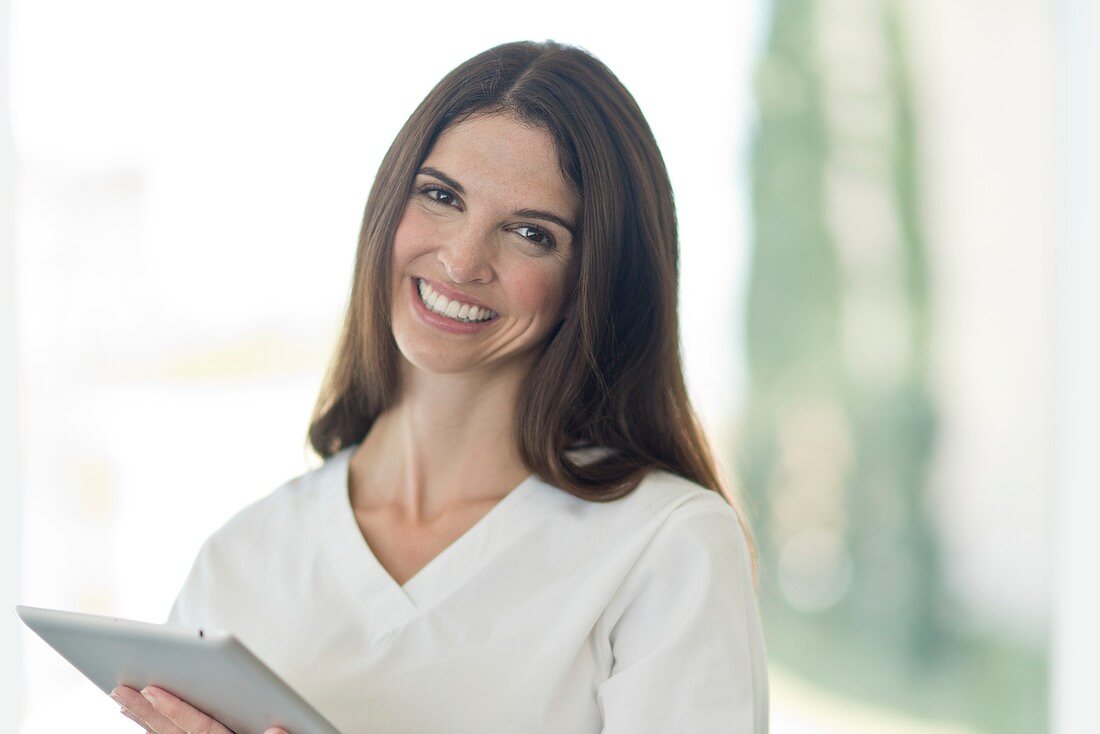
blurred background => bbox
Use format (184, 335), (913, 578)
(1, 0), (1095, 732)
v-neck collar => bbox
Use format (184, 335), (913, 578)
(312, 443), (541, 642)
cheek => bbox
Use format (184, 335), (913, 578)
(393, 205), (422, 268)
(391, 204), (434, 272)
(506, 266), (569, 318)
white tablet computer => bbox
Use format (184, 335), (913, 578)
(16, 604), (344, 734)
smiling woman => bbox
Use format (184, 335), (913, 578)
(127, 40), (769, 734)
(390, 114), (579, 375)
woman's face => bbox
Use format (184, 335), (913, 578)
(389, 112), (581, 378)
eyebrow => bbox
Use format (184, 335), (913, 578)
(416, 166), (578, 238)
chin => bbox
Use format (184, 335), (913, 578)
(392, 333), (479, 375)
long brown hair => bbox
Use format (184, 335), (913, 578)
(307, 40), (758, 582)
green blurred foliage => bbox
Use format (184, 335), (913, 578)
(738, 0), (1048, 731)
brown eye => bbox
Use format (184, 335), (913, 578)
(420, 186), (458, 207)
(516, 225), (555, 250)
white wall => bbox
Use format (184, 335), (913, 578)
(1, 0), (25, 729)
(1052, 0), (1099, 731)
(903, 0), (1057, 643)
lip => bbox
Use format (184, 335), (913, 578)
(415, 277), (495, 313)
(409, 277), (499, 335)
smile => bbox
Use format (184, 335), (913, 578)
(416, 278), (498, 323)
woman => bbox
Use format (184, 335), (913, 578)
(111, 39), (769, 733)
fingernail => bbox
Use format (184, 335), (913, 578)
(140, 687), (158, 706)
(109, 691), (121, 704)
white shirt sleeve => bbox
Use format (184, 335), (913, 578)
(164, 536), (214, 626)
(595, 495), (769, 733)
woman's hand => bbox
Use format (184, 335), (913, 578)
(110, 685), (289, 734)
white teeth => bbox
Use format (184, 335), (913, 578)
(415, 279), (497, 323)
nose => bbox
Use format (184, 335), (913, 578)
(437, 220), (494, 284)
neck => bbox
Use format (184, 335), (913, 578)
(349, 358), (534, 523)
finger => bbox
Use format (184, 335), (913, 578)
(116, 702), (151, 731)
(111, 685), (187, 734)
(264, 729), (290, 734)
(140, 685), (236, 734)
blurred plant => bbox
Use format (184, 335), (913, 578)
(738, 0), (1046, 731)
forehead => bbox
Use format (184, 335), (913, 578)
(423, 113), (579, 211)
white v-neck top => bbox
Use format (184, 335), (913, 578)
(166, 444), (769, 733)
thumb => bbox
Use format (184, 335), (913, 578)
(263, 729), (289, 734)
